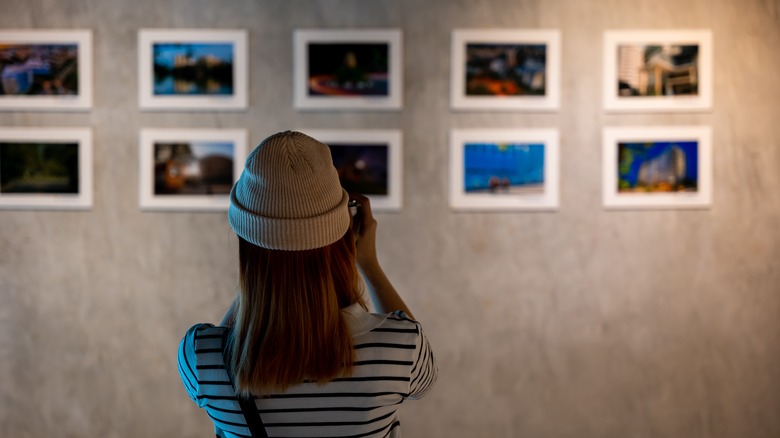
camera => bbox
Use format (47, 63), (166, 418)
(348, 199), (361, 217)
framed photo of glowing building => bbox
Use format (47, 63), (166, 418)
(449, 129), (559, 211)
(301, 129), (402, 211)
(603, 30), (712, 112)
(139, 128), (247, 211)
(138, 29), (248, 110)
(0, 127), (92, 209)
(450, 29), (560, 111)
(602, 126), (712, 209)
(0, 30), (92, 111)
(293, 29), (402, 110)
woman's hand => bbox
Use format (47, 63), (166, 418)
(349, 193), (379, 271)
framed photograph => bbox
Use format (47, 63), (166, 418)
(602, 126), (712, 209)
(603, 30), (713, 112)
(293, 29), (402, 110)
(139, 128), (247, 211)
(0, 30), (92, 111)
(451, 29), (560, 111)
(138, 29), (248, 110)
(449, 129), (559, 211)
(301, 129), (402, 211)
(0, 127), (92, 209)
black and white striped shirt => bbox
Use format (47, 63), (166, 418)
(178, 303), (437, 438)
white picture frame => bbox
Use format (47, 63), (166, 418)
(0, 30), (92, 111)
(602, 126), (712, 209)
(300, 129), (403, 211)
(138, 29), (248, 110)
(603, 30), (713, 112)
(293, 29), (402, 110)
(450, 29), (561, 111)
(139, 128), (247, 211)
(0, 127), (92, 209)
(449, 129), (559, 211)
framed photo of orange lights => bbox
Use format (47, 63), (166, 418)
(451, 29), (561, 111)
(293, 29), (402, 110)
(602, 126), (712, 209)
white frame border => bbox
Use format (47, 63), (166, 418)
(138, 29), (248, 111)
(300, 129), (403, 211)
(451, 29), (561, 111)
(0, 127), (92, 209)
(293, 29), (403, 111)
(0, 30), (92, 111)
(602, 126), (712, 209)
(603, 30), (713, 112)
(449, 128), (559, 211)
(139, 128), (247, 211)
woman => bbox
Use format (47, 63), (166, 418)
(178, 131), (437, 438)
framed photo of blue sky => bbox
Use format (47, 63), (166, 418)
(449, 129), (559, 211)
(138, 29), (247, 110)
(0, 30), (92, 111)
(139, 128), (247, 211)
(603, 30), (713, 112)
(451, 29), (560, 111)
(602, 126), (712, 209)
(0, 127), (92, 209)
(300, 129), (402, 211)
(293, 29), (402, 110)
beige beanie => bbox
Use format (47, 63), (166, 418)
(228, 131), (349, 251)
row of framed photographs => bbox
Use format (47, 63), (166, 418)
(0, 28), (712, 112)
(0, 126), (712, 211)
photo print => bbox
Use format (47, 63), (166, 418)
(138, 29), (247, 110)
(294, 30), (402, 110)
(450, 129), (559, 211)
(603, 126), (712, 209)
(0, 30), (92, 110)
(603, 30), (712, 112)
(0, 127), (92, 209)
(139, 129), (246, 211)
(451, 29), (560, 111)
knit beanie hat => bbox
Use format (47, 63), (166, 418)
(228, 131), (349, 251)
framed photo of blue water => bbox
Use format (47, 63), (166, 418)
(451, 29), (560, 111)
(0, 30), (92, 111)
(294, 29), (402, 110)
(138, 29), (247, 110)
(301, 129), (402, 211)
(602, 126), (712, 209)
(0, 127), (92, 209)
(139, 128), (247, 211)
(449, 129), (559, 211)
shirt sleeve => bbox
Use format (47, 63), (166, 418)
(408, 321), (437, 400)
(177, 323), (208, 407)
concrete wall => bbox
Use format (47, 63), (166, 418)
(1, 0), (778, 436)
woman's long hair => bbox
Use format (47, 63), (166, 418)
(228, 231), (365, 396)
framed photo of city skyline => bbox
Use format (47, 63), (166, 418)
(138, 29), (247, 110)
(449, 129), (559, 211)
(293, 29), (402, 110)
(139, 128), (247, 211)
(603, 30), (713, 112)
(0, 127), (92, 209)
(450, 29), (561, 111)
(0, 30), (92, 111)
(300, 129), (402, 211)
(602, 126), (712, 209)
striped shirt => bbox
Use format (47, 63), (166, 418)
(178, 303), (437, 438)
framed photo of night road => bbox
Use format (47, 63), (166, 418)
(293, 29), (402, 110)
(602, 126), (712, 209)
(449, 129), (559, 211)
(0, 30), (92, 111)
(603, 30), (713, 112)
(0, 127), (92, 209)
(138, 29), (248, 110)
(451, 29), (560, 111)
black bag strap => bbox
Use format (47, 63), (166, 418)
(222, 329), (269, 438)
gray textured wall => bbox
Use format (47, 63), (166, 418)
(1, 0), (779, 437)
